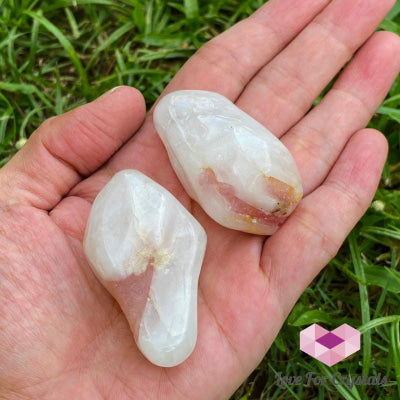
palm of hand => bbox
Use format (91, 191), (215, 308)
(0, 0), (399, 398)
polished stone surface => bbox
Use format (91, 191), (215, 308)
(84, 170), (207, 367)
(154, 90), (303, 235)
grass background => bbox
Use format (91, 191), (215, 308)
(0, 0), (399, 398)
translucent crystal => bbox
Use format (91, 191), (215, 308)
(84, 170), (207, 367)
(154, 90), (303, 235)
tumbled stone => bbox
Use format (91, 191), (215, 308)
(84, 170), (207, 367)
(154, 90), (303, 235)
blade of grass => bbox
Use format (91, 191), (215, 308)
(384, 93), (400, 105)
(25, 10), (89, 95)
(387, 1), (400, 19)
(65, 8), (80, 39)
(43, 0), (118, 12)
(55, 67), (63, 115)
(377, 106), (400, 124)
(330, 259), (365, 285)
(0, 82), (36, 94)
(132, 0), (146, 34)
(19, 107), (44, 140)
(183, 0), (199, 20)
(380, 19), (400, 34)
(358, 316), (400, 334)
(0, 93), (15, 143)
(349, 231), (371, 379)
(364, 263), (400, 293)
(27, 16), (39, 72)
(373, 251), (398, 319)
(86, 21), (135, 70)
(289, 310), (356, 327)
(361, 226), (400, 240)
(390, 322), (400, 397)
(144, 0), (153, 36)
(318, 364), (361, 400)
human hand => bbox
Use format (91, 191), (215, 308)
(1, 0), (399, 398)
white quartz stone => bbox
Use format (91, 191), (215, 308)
(154, 90), (303, 235)
(84, 170), (207, 367)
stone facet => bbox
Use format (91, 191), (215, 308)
(84, 170), (207, 367)
(154, 90), (303, 235)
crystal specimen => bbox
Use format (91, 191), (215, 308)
(84, 170), (207, 367)
(153, 90), (303, 235)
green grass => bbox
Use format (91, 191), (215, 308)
(1, 0), (400, 399)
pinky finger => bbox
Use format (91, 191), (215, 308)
(262, 128), (388, 316)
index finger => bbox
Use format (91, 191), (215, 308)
(160, 0), (330, 102)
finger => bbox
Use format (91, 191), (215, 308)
(236, 0), (396, 135)
(159, 0), (330, 101)
(261, 128), (388, 316)
(283, 31), (400, 195)
(0, 87), (146, 210)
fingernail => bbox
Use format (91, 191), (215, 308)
(99, 86), (125, 100)
(110, 86), (125, 93)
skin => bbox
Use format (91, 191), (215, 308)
(0, 0), (399, 398)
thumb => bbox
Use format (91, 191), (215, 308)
(0, 86), (146, 210)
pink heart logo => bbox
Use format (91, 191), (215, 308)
(300, 324), (360, 366)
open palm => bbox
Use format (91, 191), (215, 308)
(1, 0), (399, 398)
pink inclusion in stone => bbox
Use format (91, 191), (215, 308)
(199, 168), (288, 227)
